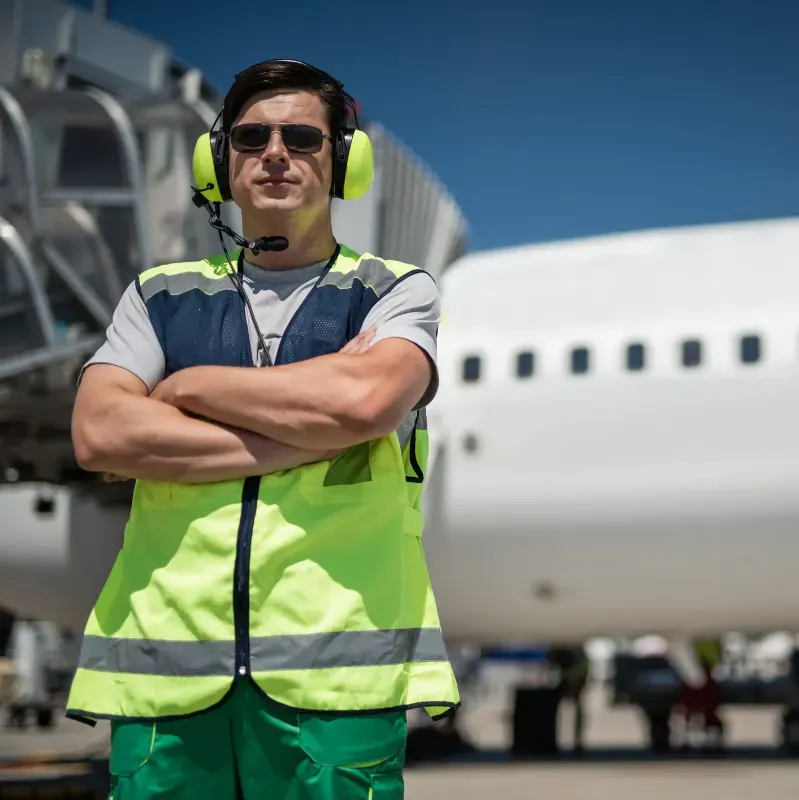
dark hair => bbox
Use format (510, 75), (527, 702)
(221, 60), (356, 134)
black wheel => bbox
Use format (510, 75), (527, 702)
(644, 708), (672, 753)
(781, 710), (799, 756)
(36, 706), (54, 728)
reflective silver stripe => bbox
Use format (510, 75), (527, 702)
(250, 628), (448, 672)
(78, 635), (235, 676)
(398, 409), (428, 452)
(396, 412), (416, 451)
(78, 628), (447, 676)
(139, 271), (235, 301)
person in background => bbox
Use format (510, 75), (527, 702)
(676, 639), (725, 752)
(549, 645), (590, 753)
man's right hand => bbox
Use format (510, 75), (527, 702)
(320, 447), (347, 462)
(103, 472), (130, 483)
(339, 326), (376, 355)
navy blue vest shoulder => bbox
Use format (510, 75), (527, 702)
(136, 244), (427, 377)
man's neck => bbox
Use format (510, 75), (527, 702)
(241, 211), (336, 271)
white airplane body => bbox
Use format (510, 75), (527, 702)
(2, 217), (799, 648)
(428, 215), (799, 644)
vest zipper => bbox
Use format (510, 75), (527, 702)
(230, 245), (338, 679)
(234, 476), (260, 677)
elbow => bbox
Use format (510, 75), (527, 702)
(72, 419), (114, 472)
(341, 389), (404, 441)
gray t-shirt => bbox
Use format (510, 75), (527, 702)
(83, 255), (441, 407)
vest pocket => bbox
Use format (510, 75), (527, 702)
(300, 443), (374, 505)
(109, 720), (157, 778)
(297, 710), (407, 768)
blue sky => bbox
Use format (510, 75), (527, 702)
(77, 1), (799, 252)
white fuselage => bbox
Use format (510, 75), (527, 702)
(424, 216), (799, 643)
(2, 217), (799, 645)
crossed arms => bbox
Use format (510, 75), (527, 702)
(72, 328), (433, 484)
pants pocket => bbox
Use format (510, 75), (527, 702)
(109, 720), (157, 779)
(297, 711), (407, 769)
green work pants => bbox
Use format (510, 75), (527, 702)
(107, 679), (407, 799)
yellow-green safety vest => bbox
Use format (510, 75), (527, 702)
(66, 244), (460, 723)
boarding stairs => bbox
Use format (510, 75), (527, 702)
(0, 74), (226, 491)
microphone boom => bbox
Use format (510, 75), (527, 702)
(191, 185), (290, 255)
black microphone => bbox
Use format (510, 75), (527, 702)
(191, 184), (289, 254)
(250, 236), (288, 254)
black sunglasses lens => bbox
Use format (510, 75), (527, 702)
(281, 125), (324, 153)
(231, 125), (270, 150)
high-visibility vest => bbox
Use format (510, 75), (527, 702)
(66, 244), (459, 722)
(694, 639), (723, 669)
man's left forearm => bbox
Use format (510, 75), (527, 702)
(157, 346), (423, 450)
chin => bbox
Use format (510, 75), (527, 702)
(250, 194), (303, 212)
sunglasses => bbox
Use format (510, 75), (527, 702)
(229, 123), (333, 154)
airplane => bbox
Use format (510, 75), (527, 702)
(426, 213), (799, 647)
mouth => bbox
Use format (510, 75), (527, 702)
(255, 177), (294, 186)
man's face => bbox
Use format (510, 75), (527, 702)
(228, 90), (333, 217)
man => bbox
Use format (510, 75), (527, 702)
(676, 640), (725, 752)
(66, 59), (459, 799)
(549, 645), (590, 753)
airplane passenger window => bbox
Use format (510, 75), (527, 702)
(516, 351), (535, 378)
(740, 335), (761, 364)
(681, 339), (702, 368)
(626, 343), (646, 371)
(570, 347), (590, 375)
(462, 356), (481, 382)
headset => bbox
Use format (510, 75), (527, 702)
(191, 59), (374, 209)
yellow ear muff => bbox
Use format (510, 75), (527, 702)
(192, 132), (226, 204)
(341, 129), (374, 200)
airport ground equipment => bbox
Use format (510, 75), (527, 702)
(611, 646), (799, 753)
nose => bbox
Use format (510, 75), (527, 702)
(261, 129), (289, 164)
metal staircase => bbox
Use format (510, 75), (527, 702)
(0, 0), (234, 491)
(0, 0), (468, 496)
(0, 82), (232, 485)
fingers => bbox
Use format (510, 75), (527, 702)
(350, 326), (375, 347)
(339, 337), (361, 354)
(103, 472), (130, 483)
(340, 326), (377, 354)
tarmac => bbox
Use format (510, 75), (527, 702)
(2, 665), (799, 798)
(406, 762), (799, 800)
